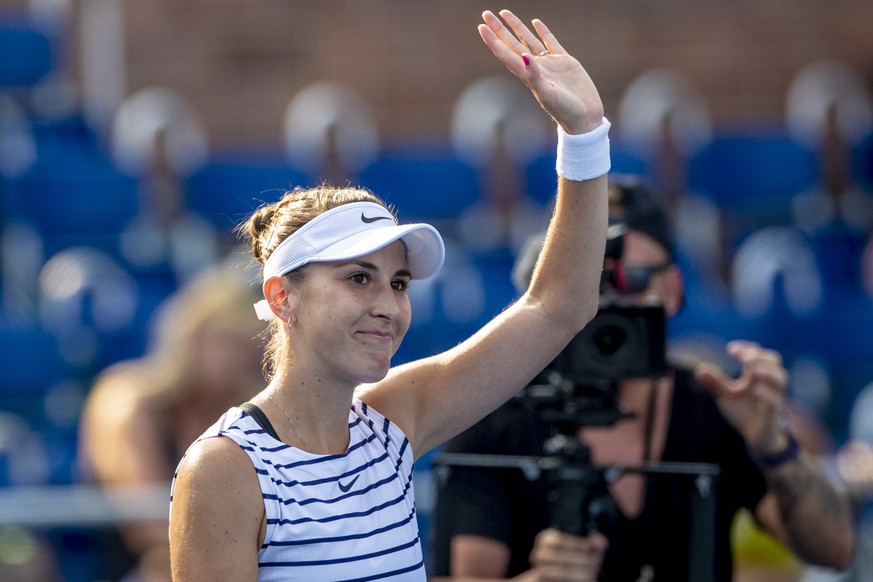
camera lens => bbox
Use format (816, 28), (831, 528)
(547, 304), (667, 381)
(567, 312), (634, 378)
(592, 324), (628, 356)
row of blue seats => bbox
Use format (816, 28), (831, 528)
(3, 226), (871, 394)
(3, 247), (872, 487)
(5, 119), (872, 243)
(2, 118), (872, 370)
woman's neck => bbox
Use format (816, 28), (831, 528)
(259, 373), (356, 454)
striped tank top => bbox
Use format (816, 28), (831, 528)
(171, 399), (426, 581)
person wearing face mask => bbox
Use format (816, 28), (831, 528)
(429, 176), (855, 582)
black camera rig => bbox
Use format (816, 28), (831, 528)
(434, 216), (722, 578)
(434, 301), (721, 579)
(523, 301), (667, 431)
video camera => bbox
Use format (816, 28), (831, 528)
(548, 301), (667, 382)
(521, 221), (669, 429)
(435, 189), (721, 574)
(521, 301), (667, 430)
(515, 226), (671, 535)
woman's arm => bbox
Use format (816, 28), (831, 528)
(360, 10), (608, 457)
(169, 437), (264, 581)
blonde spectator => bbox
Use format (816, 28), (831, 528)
(78, 259), (266, 582)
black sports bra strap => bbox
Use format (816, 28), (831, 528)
(239, 402), (281, 441)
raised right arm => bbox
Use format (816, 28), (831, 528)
(360, 9), (609, 458)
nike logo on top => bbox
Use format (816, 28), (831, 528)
(361, 213), (393, 224)
(338, 475), (360, 492)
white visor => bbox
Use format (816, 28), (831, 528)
(253, 201), (445, 321)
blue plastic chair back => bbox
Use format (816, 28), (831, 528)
(185, 155), (310, 231)
(358, 146), (480, 222)
(0, 324), (66, 396)
(0, 19), (53, 87)
(689, 131), (817, 212)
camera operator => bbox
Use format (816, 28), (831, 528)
(429, 177), (854, 581)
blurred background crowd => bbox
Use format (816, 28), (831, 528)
(1, 1), (872, 580)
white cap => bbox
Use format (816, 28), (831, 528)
(253, 201), (445, 321)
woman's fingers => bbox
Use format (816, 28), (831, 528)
(482, 10), (527, 56)
(479, 9), (604, 134)
(497, 9), (547, 55)
(532, 18), (566, 55)
(477, 23), (526, 78)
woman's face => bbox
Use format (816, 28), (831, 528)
(608, 229), (682, 316)
(288, 241), (413, 385)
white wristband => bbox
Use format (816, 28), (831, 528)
(556, 117), (611, 181)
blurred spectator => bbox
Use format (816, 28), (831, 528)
(77, 260), (265, 581)
(0, 92), (42, 323)
(0, 412), (60, 582)
(110, 86), (219, 285)
(431, 177), (854, 582)
(283, 81), (378, 186)
(616, 69), (729, 311)
(451, 75), (551, 254)
(786, 60), (873, 304)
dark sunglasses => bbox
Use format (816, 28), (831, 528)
(601, 262), (670, 295)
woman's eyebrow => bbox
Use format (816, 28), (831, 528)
(336, 260), (411, 278)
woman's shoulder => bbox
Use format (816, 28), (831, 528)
(170, 433), (265, 554)
(180, 432), (252, 472)
(174, 427), (261, 499)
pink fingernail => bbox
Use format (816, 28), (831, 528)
(522, 55), (530, 66)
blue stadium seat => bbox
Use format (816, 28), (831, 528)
(688, 130), (817, 213)
(0, 18), (53, 87)
(4, 115), (137, 257)
(0, 323), (80, 489)
(185, 154), (311, 231)
(10, 147), (138, 254)
(0, 323), (66, 397)
(854, 132), (873, 190)
(358, 145), (480, 222)
(524, 148), (649, 207)
(393, 246), (517, 366)
(688, 129), (819, 255)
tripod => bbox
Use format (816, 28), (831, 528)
(433, 378), (722, 580)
